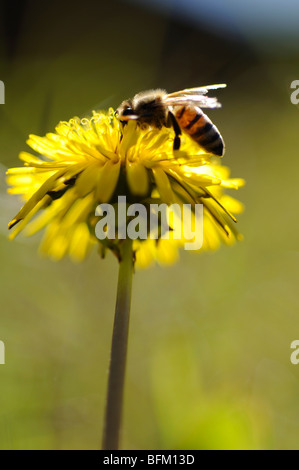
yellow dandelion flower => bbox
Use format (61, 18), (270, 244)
(6, 99), (245, 451)
(7, 108), (244, 264)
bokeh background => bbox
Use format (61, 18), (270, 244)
(1, 0), (299, 450)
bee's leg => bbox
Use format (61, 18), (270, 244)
(168, 111), (181, 150)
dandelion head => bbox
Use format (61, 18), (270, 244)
(7, 108), (245, 266)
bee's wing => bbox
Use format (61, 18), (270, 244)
(164, 94), (222, 109)
(165, 84), (226, 99)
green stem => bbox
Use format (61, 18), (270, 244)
(102, 239), (134, 450)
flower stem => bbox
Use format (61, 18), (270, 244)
(102, 239), (134, 450)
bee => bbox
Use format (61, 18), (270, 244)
(115, 84), (226, 156)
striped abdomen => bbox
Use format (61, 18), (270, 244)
(174, 105), (224, 156)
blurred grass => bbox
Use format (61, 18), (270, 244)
(1, 0), (299, 450)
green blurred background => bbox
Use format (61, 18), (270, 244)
(1, 0), (299, 450)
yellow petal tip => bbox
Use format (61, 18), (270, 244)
(8, 219), (21, 230)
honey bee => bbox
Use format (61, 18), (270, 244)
(115, 84), (226, 156)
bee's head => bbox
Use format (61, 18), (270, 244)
(116, 90), (166, 127)
(115, 100), (138, 122)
